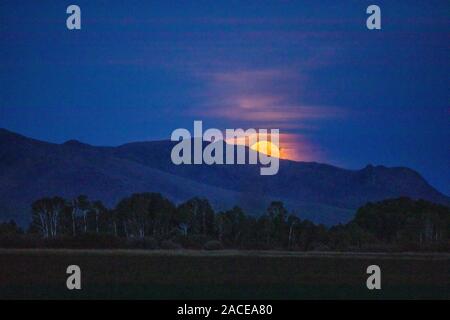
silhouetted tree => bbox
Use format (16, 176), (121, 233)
(177, 197), (215, 236)
(216, 206), (246, 246)
(69, 195), (91, 235)
(0, 220), (23, 235)
(16, 194), (449, 251)
(354, 197), (450, 246)
(115, 193), (176, 239)
(31, 197), (67, 238)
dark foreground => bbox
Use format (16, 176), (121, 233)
(0, 249), (449, 299)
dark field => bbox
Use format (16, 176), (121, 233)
(0, 249), (449, 299)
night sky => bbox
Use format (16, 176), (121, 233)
(0, 1), (449, 194)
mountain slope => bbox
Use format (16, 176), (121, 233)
(0, 128), (448, 226)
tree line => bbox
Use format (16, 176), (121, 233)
(0, 194), (449, 251)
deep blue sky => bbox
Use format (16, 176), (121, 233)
(0, 1), (449, 194)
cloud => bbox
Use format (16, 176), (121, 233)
(188, 68), (341, 161)
(192, 68), (340, 123)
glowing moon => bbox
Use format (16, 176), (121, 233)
(250, 140), (280, 158)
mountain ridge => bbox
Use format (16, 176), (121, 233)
(0, 128), (448, 226)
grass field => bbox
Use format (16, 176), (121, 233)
(0, 249), (449, 299)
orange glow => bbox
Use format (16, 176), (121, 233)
(225, 132), (302, 160)
(250, 140), (281, 158)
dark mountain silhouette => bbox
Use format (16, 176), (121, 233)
(0, 128), (448, 226)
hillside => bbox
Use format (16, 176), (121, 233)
(0, 128), (448, 226)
